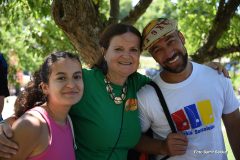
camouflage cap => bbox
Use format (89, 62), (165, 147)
(142, 18), (177, 50)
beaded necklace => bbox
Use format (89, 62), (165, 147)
(104, 77), (127, 104)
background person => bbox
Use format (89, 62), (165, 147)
(0, 53), (10, 121)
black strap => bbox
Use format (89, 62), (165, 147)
(148, 81), (177, 133)
(147, 81), (177, 160)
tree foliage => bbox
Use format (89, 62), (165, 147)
(0, 0), (74, 73)
(0, 0), (240, 70)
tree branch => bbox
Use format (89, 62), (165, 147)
(194, 0), (240, 63)
(191, 44), (240, 62)
(93, 0), (100, 13)
(218, 0), (225, 13)
(108, 0), (119, 24)
(121, 0), (153, 25)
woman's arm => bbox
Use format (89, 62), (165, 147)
(205, 62), (230, 78)
(0, 116), (18, 158)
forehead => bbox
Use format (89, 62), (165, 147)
(50, 58), (81, 73)
(110, 32), (140, 45)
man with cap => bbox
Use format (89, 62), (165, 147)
(136, 18), (240, 160)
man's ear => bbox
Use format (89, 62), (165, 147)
(178, 31), (185, 45)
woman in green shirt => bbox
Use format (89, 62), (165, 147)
(70, 24), (150, 160)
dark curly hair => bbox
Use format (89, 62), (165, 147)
(14, 51), (81, 117)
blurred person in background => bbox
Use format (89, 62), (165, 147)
(0, 53), (10, 121)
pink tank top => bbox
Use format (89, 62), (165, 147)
(27, 107), (76, 160)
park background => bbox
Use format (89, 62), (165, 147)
(0, 0), (240, 159)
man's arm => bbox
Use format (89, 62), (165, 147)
(135, 133), (188, 156)
(222, 109), (240, 159)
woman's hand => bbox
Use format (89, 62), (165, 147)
(205, 62), (230, 78)
(0, 121), (18, 158)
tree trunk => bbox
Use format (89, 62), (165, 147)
(52, 0), (104, 66)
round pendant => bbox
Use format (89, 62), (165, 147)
(114, 97), (122, 104)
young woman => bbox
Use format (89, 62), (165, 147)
(3, 51), (84, 160)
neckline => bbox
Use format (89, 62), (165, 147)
(39, 107), (69, 128)
(156, 62), (197, 89)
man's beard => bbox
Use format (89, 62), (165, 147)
(162, 51), (188, 73)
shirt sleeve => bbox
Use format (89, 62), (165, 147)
(223, 78), (240, 114)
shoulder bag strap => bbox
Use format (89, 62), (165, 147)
(147, 81), (177, 133)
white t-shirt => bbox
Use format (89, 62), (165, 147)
(137, 62), (240, 160)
